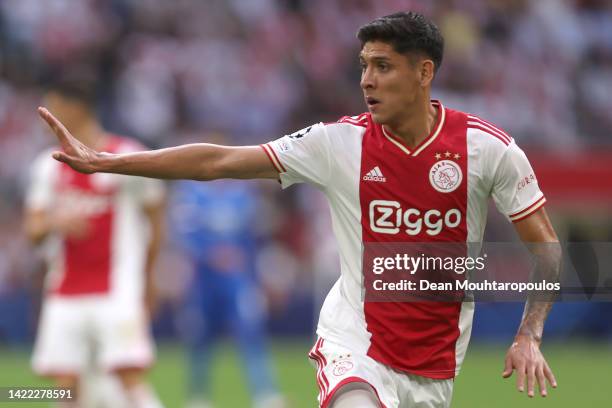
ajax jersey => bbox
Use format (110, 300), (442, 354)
(26, 136), (164, 302)
(261, 100), (545, 379)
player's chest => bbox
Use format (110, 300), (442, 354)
(357, 129), (468, 240)
(359, 131), (467, 208)
(53, 167), (119, 216)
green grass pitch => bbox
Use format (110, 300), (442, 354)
(0, 340), (610, 407)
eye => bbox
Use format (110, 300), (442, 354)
(378, 62), (389, 72)
(359, 61), (367, 71)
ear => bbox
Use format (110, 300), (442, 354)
(419, 59), (435, 87)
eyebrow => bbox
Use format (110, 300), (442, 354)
(359, 55), (391, 63)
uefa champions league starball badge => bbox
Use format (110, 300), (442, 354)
(429, 159), (462, 193)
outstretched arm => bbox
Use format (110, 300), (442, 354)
(38, 107), (278, 180)
(503, 207), (560, 397)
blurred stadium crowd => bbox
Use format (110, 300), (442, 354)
(1, 0), (612, 344)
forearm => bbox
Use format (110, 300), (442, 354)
(515, 243), (562, 342)
(144, 240), (160, 277)
(144, 230), (162, 281)
(95, 143), (231, 180)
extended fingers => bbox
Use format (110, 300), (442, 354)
(502, 355), (513, 378)
(516, 362), (526, 393)
(38, 107), (59, 132)
(52, 151), (70, 163)
(504, 346), (556, 398)
(523, 360), (556, 398)
(536, 366), (547, 397)
(527, 364), (536, 397)
(544, 361), (558, 388)
(38, 107), (72, 143)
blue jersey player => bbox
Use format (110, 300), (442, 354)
(170, 180), (284, 408)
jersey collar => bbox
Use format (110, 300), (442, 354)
(381, 100), (446, 157)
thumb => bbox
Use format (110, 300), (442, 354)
(502, 356), (514, 378)
(52, 151), (70, 163)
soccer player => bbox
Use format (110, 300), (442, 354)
(170, 178), (284, 408)
(25, 74), (166, 408)
(36, 12), (560, 408)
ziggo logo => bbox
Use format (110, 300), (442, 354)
(369, 200), (462, 236)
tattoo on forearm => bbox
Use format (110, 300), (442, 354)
(517, 244), (562, 341)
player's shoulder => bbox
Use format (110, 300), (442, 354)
(464, 112), (514, 149)
(284, 114), (369, 143)
(332, 112), (369, 128)
(322, 112), (369, 136)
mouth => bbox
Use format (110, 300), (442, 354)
(365, 96), (380, 109)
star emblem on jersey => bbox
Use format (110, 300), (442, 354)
(430, 160), (463, 193)
(435, 152), (460, 160)
(288, 126), (312, 139)
(363, 166), (386, 182)
(332, 354), (354, 377)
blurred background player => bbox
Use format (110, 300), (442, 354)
(169, 144), (285, 408)
(23, 71), (166, 408)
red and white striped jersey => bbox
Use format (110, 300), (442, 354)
(261, 100), (545, 379)
(26, 135), (164, 303)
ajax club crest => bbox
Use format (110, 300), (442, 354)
(332, 354), (354, 377)
(429, 159), (462, 193)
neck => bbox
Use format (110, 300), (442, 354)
(73, 118), (106, 149)
(384, 99), (437, 149)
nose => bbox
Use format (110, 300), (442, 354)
(360, 66), (375, 90)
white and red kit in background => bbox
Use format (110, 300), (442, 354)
(26, 135), (165, 375)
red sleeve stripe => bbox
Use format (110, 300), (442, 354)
(259, 143), (286, 173)
(337, 117), (368, 127)
(350, 113), (368, 122)
(467, 118), (512, 144)
(467, 116), (512, 144)
(470, 115), (512, 138)
(509, 196), (546, 222)
(467, 122), (511, 146)
(268, 144), (287, 172)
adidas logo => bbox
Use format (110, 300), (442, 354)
(363, 166), (386, 182)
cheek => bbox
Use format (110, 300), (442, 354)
(397, 79), (419, 102)
(382, 80), (415, 106)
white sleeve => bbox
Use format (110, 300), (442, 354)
(261, 122), (331, 190)
(25, 150), (57, 211)
(491, 142), (546, 222)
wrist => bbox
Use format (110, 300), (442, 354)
(514, 332), (542, 344)
(94, 152), (112, 172)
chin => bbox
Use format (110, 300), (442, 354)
(369, 111), (385, 124)
(371, 114), (392, 127)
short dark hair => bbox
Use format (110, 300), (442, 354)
(357, 11), (444, 73)
(45, 68), (98, 107)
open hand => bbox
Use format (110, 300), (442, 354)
(38, 107), (100, 174)
(502, 335), (557, 397)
